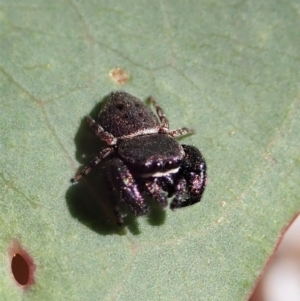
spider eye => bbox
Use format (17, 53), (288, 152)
(166, 161), (172, 168)
(116, 104), (124, 110)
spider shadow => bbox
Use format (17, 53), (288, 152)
(65, 94), (166, 236)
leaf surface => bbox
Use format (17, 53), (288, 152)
(1, 1), (300, 300)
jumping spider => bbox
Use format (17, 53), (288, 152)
(71, 91), (207, 225)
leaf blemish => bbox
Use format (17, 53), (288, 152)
(9, 240), (36, 289)
(109, 67), (130, 85)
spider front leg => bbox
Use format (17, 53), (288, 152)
(107, 158), (148, 225)
(144, 178), (169, 208)
(144, 174), (176, 208)
(170, 145), (207, 209)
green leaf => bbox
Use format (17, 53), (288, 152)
(1, 0), (299, 300)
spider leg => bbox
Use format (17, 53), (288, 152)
(144, 178), (168, 208)
(86, 116), (117, 145)
(149, 96), (169, 131)
(107, 158), (148, 223)
(170, 145), (207, 209)
(106, 182), (124, 226)
(168, 127), (195, 138)
(149, 97), (195, 138)
(71, 148), (113, 183)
